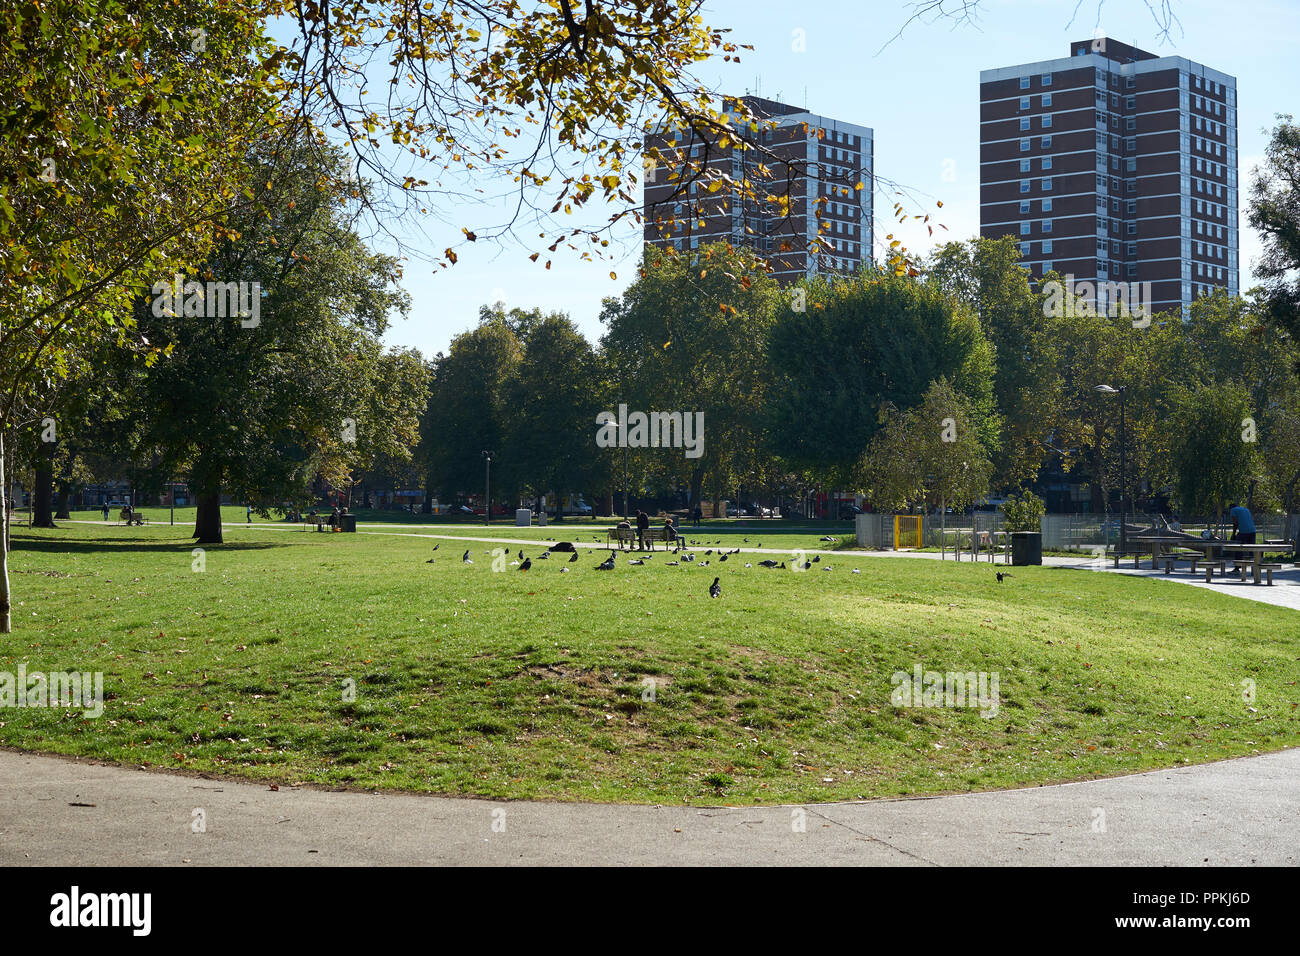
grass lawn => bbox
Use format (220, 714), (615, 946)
(3, 520), (1298, 805)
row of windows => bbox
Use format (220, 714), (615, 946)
(1019, 114), (1054, 130)
(1019, 73), (1053, 89)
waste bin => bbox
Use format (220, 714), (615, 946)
(339, 514), (357, 533)
(1010, 531), (1042, 566)
(515, 509), (531, 527)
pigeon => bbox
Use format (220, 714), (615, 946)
(432, 544), (440, 551)
(852, 568), (861, 574)
(700, 560), (710, 566)
(709, 577), (721, 598)
(426, 556), (436, 563)
(801, 561), (812, 570)
(596, 555), (615, 570)
(462, 550), (472, 564)
(538, 551), (549, 559)
(629, 559), (645, 566)
(705, 549), (712, 556)
(744, 563), (752, 568)
(996, 572), (1013, 583)
(812, 555), (820, 563)
(667, 560), (679, 566)
(559, 566), (570, 573)
(568, 551), (579, 563)
(758, 560), (780, 568)
(822, 565), (833, 571)
(518, 549), (525, 562)
(519, 557), (532, 571)
(719, 553), (728, 562)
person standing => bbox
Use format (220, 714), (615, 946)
(1229, 501), (1256, 544)
(692, 503), (702, 527)
(101, 502), (110, 522)
(635, 509), (650, 551)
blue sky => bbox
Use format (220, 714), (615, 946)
(373, 0), (1300, 358)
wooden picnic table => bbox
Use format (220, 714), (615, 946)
(1125, 535), (1193, 570)
(1148, 538), (1286, 585)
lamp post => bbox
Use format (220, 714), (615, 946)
(482, 450), (493, 526)
(1094, 385), (1127, 557)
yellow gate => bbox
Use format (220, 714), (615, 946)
(894, 514), (922, 550)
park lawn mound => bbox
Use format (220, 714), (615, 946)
(3, 522), (1298, 805)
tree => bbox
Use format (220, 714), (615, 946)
(503, 314), (601, 521)
(765, 271), (997, 483)
(599, 242), (782, 511)
(424, 319), (523, 507)
(109, 135), (414, 544)
(0, 1), (282, 631)
(925, 236), (1058, 487)
(1167, 384), (1259, 526)
(1248, 115), (1300, 362)
(859, 379), (994, 517)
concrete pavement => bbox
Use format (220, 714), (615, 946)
(2, 748), (1296, 866)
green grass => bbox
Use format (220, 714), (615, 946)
(3, 520), (1298, 805)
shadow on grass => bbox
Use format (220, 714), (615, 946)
(10, 534), (288, 556)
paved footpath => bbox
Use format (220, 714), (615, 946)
(1, 748), (1296, 866)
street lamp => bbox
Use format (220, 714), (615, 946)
(1094, 384), (1127, 557)
(482, 450), (493, 526)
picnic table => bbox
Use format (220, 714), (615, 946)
(1132, 535), (1286, 585)
(1125, 535), (1194, 570)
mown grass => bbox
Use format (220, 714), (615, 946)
(3, 520), (1298, 805)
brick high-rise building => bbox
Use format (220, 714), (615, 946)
(643, 96), (873, 284)
(980, 38), (1238, 317)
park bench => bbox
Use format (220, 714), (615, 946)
(606, 526), (674, 551)
(120, 513), (147, 526)
(1233, 561), (1283, 585)
(1162, 550), (1201, 573)
(303, 515), (324, 531)
(1201, 559), (1227, 582)
(1111, 550), (1146, 569)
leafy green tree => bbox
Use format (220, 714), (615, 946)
(765, 271), (997, 483)
(503, 314), (601, 521)
(599, 242), (782, 511)
(859, 379), (994, 516)
(1249, 115), (1300, 360)
(1167, 384), (1260, 525)
(110, 136), (414, 544)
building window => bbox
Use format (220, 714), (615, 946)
(1041, 136), (1052, 148)
(1042, 198), (1052, 212)
(1020, 76), (1031, 89)
(1020, 138), (1030, 151)
(1042, 114), (1053, 129)
(1042, 240), (1053, 254)
(1043, 218), (1053, 233)
(1042, 93), (1052, 107)
(1126, 117), (1136, 131)
(1042, 156), (1053, 170)
(1020, 96), (1030, 110)
(1019, 242), (1030, 255)
(1043, 260), (1053, 272)
(1020, 200), (1031, 214)
(1020, 222), (1031, 235)
(1126, 95), (1136, 109)
(1020, 158), (1031, 172)
(1125, 75), (1135, 89)
(1042, 73), (1052, 86)
(1042, 177), (1052, 191)
(1020, 180), (1030, 193)
(1020, 117), (1031, 131)
(1127, 200), (1136, 214)
(1127, 242), (1137, 255)
(1127, 222), (1136, 235)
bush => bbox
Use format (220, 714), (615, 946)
(1001, 491), (1045, 533)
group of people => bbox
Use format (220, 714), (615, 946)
(615, 510), (680, 551)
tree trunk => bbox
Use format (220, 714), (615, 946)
(552, 489), (564, 522)
(32, 440), (56, 528)
(0, 430), (11, 634)
(54, 481), (71, 520)
(194, 490), (224, 544)
(688, 466), (704, 518)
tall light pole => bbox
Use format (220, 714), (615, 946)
(482, 450), (493, 526)
(1095, 385), (1127, 556)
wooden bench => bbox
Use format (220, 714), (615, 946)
(303, 515), (325, 531)
(606, 526), (674, 551)
(1202, 559), (1227, 582)
(1111, 550), (1146, 569)
(119, 513), (147, 526)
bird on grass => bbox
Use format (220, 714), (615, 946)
(852, 568), (861, 574)
(462, 550), (472, 564)
(537, 551), (549, 559)
(426, 556), (436, 563)
(996, 572), (1013, 583)
(812, 555), (820, 563)
(432, 544), (440, 551)
(718, 553), (728, 562)
(744, 562), (752, 568)
(596, 555), (616, 570)
(519, 557), (532, 571)
(560, 567), (570, 573)
(700, 560), (710, 567)
(568, 551), (579, 563)
(705, 549), (712, 556)
(667, 560), (679, 566)
(518, 549), (525, 562)
(709, 577), (721, 598)
(629, 558), (645, 566)
(758, 559), (780, 568)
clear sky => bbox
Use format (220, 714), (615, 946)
(374, 0), (1300, 358)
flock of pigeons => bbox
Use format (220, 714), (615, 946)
(430, 535), (1016, 596)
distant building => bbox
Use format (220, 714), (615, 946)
(643, 95), (874, 284)
(980, 38), (1238, 317)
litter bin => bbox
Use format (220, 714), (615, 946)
(515, 508), (532, 527)
(339, 514), (357, 533)
(1010, 531), (1042, 566)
